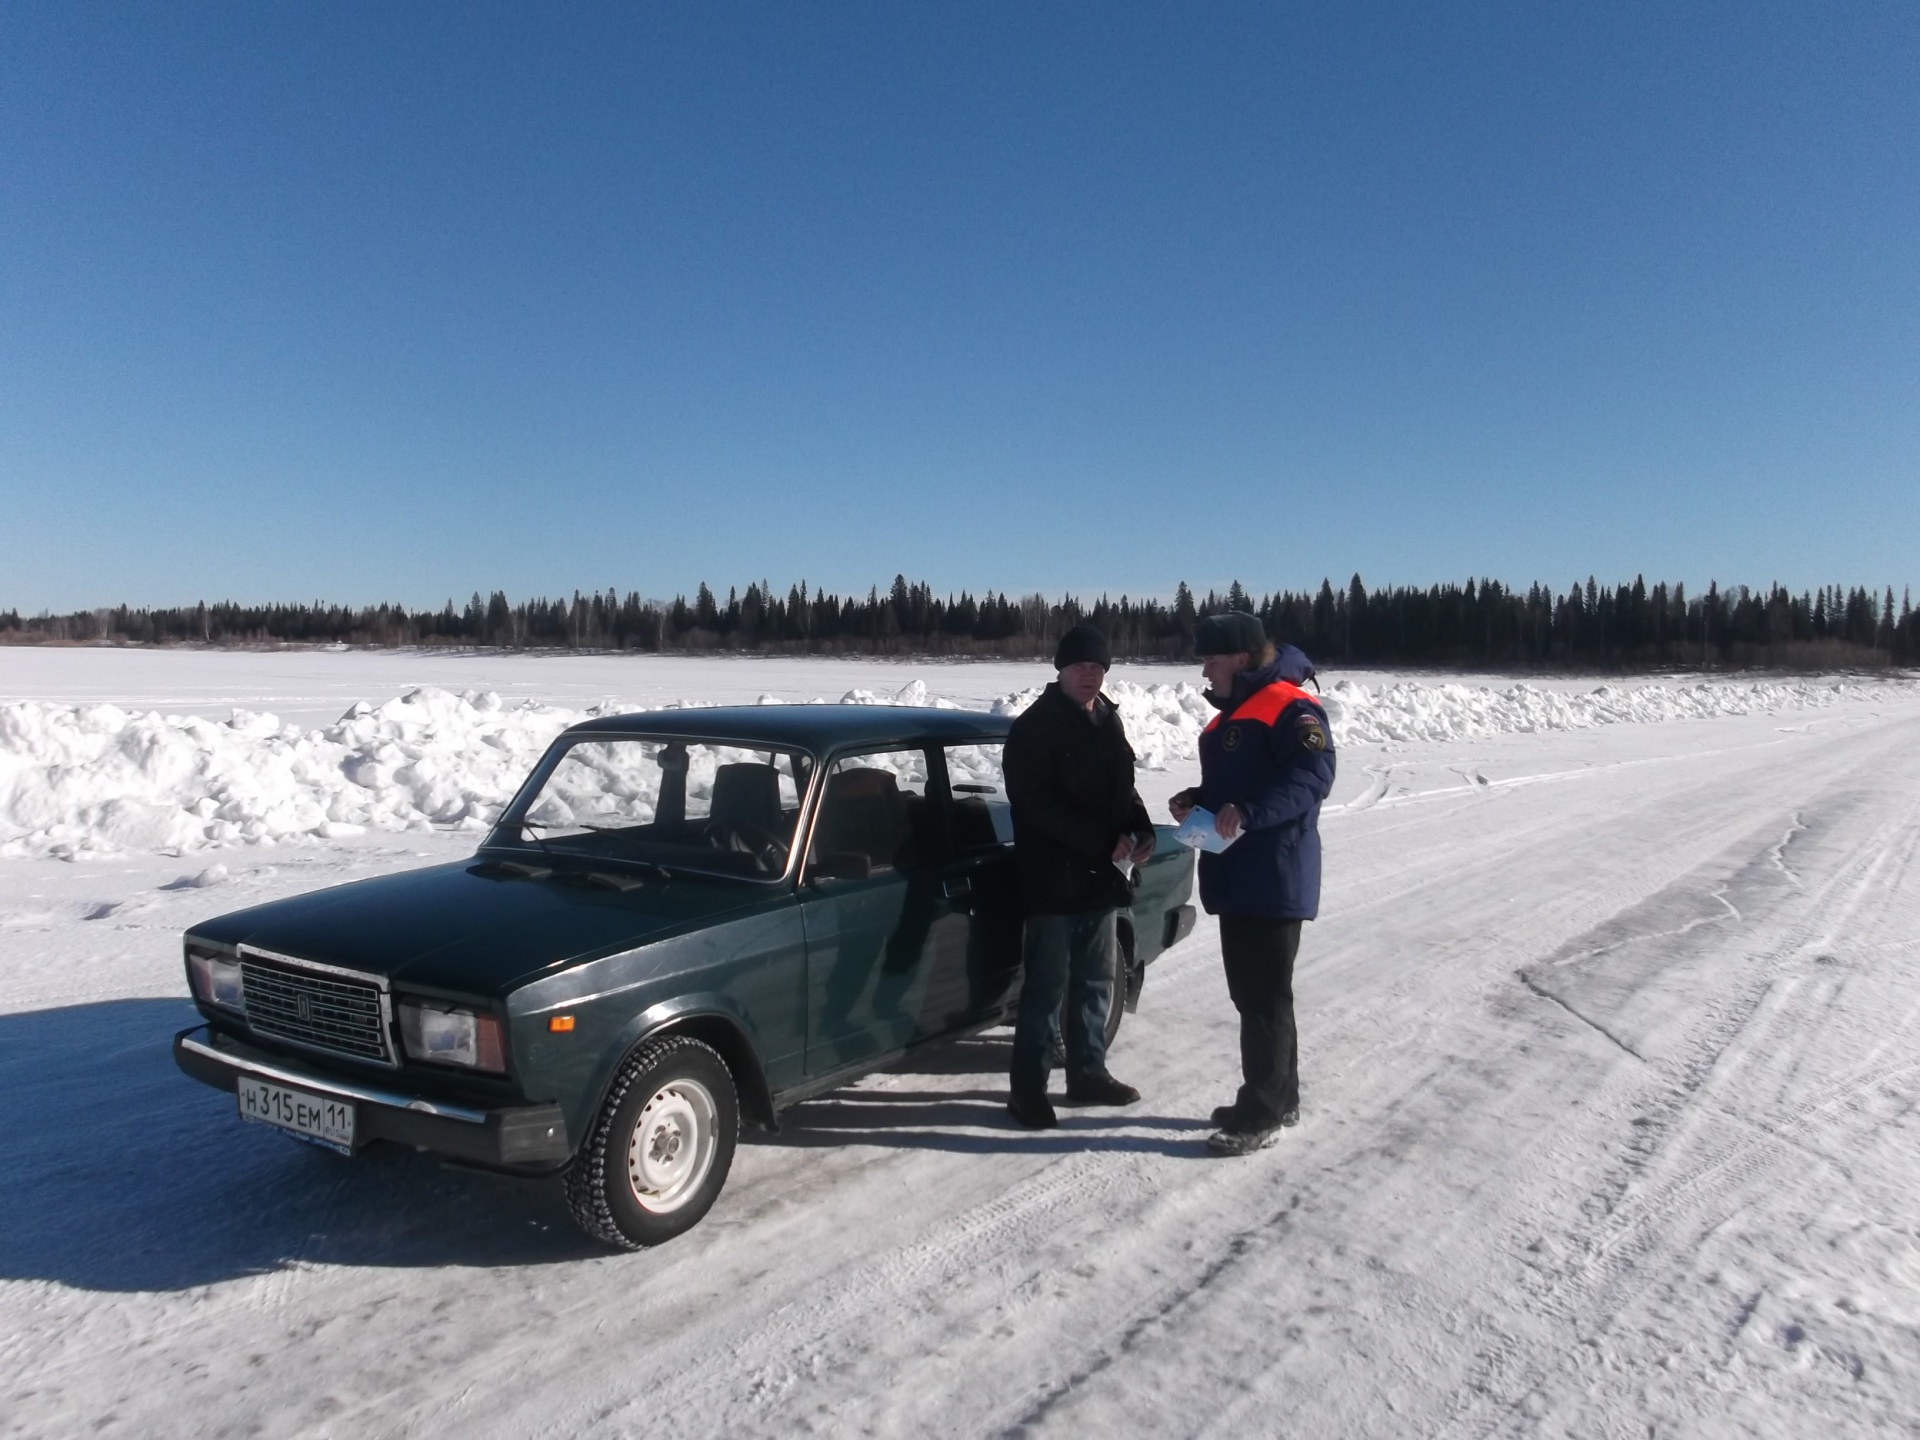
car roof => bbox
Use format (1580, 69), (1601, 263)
(564, 703), (1013, 752)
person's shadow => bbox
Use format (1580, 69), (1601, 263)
(749, 1029), (1211, 1158)
(0, 1001), (597, 1293)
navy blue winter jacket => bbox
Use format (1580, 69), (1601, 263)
(1193, 646), (1336, 920)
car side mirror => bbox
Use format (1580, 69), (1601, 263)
(806, 851), (872, 883)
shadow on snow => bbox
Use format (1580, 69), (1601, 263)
(0, 1004), (1206, 1292)
(0, 999), (596, 1291)
(756, 1032), (1214, 1157)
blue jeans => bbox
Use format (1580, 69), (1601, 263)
(1010, 908), (1118, 1096)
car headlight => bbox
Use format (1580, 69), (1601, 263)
(187, 950), (245, 1010)
(398, 1000), (506, 1073)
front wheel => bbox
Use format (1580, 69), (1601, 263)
(566, 1035), (738, 1250)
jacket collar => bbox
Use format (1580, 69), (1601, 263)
(1206, 656), (1291, 713)
(1203, 644), (1316, 711)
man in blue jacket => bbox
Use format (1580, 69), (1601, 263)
(1169, 613), (1335, 1155)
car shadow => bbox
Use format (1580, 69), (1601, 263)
(0, 1001), (598, 1293)
(878, 1030), (1014, 1076)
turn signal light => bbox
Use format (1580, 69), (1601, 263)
(548, 1015), (575, 1033)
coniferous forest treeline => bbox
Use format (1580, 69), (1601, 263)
(3, 575), (1915, 671)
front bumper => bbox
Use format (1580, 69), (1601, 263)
(174, 1026), (572, 1170)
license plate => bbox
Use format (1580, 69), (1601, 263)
(237, 1076), (357, 1154)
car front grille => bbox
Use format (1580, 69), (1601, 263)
(241, 957), (393, 1064)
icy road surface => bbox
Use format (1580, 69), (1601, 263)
(1, 652), (1916, 1438)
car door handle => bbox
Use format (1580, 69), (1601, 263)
(942, 877), (972, 900)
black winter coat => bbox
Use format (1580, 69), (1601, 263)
(1003, 683), (1153, 915)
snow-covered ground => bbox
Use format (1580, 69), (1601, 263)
(2, 650), (1916, 1437)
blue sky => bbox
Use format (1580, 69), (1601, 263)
(3, 2), (1915, 612)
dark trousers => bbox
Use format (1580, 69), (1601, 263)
(1010, 908), (1118, 1096)
(1220, 914), (1302, 1124)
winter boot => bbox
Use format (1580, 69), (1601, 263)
(1064, 1073), (1141, 1106)
(1007, 1089), (1058, 1129)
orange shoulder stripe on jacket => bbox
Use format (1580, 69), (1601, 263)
(1202, 681), (1318, 734)
(1230, 680), (1317, 727)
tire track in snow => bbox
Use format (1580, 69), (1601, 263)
(519, 1147), (1148, 1438)
(1440, 770), (1920, 1439)
(989, 1194), (1308, 1438)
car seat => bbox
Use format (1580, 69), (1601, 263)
(708, 762), (787, 837)
(815, 768), (910, 872)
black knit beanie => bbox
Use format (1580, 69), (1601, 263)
(1053, 624), (1112, 670)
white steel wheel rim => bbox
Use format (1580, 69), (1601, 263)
(626, 1078), (719, 1214)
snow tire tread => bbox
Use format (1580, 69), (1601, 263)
(564, 1034), (737, 1251)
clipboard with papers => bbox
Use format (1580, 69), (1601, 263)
(1173, 806), (1240, 853)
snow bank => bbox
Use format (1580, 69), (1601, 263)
(0, 687), (583, 860)
(1316, 676), (1890, 745)
(0, 676), (1902, 859)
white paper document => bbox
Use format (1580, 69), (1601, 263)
(1174, 807), (1239, 853)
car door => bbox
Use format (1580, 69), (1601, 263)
(798, 746), (961, 1074)
(916, 739), (1022, 1032)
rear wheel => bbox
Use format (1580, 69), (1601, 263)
(566, 1035), (738, 1250)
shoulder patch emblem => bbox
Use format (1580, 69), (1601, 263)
(1222, 725), (1242, 751)
(1298, 718), (1328, 751)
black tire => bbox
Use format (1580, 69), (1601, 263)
(566, 1035), (738, 1250)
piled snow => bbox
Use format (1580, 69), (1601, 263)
(992, 681), (1215, 771)
(0, 687), (583, 860)
(1316, 675), (1890, 745)
(0, 675), (1904, 859)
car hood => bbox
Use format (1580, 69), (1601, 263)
(186, 859), (782, 996)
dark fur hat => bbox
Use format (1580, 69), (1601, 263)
(1190, 611), (1267, 656)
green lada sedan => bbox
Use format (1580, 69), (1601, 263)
(174, 705), (1197, 1249)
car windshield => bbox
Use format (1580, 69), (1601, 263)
(495, 737), (811, 880)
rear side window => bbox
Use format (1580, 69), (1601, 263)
(944, 742), (1012, 852)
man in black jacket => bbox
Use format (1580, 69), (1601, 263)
(1003, 624), (1155, 1128)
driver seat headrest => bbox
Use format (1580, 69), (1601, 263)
(709, 762), (784, 833)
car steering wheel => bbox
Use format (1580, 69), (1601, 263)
(701, 820), (791, 871)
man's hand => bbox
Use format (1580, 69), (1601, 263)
(1128, 829), (1155, 864)
(1112, 835), (1136, 863)
(1168, 789), (1196, 822)
(1215, 803), (1243, 840)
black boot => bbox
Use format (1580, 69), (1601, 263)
(1064, 1073), (1141, 1106)
(1212, 1102), (1298, 1128)
(1206, 1123), (1280, 1156)
(1007, 1089), (1058, 1129)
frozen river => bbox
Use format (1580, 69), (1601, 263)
(1, 650), (1915, 1437)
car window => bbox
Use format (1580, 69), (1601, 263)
(944, 741), (1012, 852)
(509, 739), (805, 878)
(808, 748), (935, 879)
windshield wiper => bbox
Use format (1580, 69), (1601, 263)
(582, 870), (648, 892)
(477, 855), (668, 890)
(510, 820), (563, 861)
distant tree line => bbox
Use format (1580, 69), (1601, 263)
(2, 574), (1914, 671)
